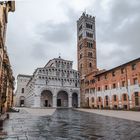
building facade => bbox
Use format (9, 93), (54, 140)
(16, 57), (80, 108)
(84, 58), (140, 110)
(77, 13), (140, 110)
(0, 1), (15, 113)
(15, 74), (31, 107)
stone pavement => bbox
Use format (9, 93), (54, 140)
(76, 109), (140, 122)
(0, 108), (140, 140)
(18, 107), (56, 116)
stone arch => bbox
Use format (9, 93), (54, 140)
(40, 87), (54, 95)
(104, 95), (109, 107)
(72, 92), (78, 108)
(121, 93), (129, 110)
(57, 90), (68, 107)
(41, 90), (53, 107)
(112, 94), (119, 109)
(19, 96), (25, 107)
(97, 96), (103, 109)
(132, 92), (140, 107)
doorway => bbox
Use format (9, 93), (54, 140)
(57, 99), (61, 107)
(45, 100), (48, 107)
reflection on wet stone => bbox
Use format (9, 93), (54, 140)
(1, 109), (140, 140)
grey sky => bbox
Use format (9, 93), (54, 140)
(6, 0), (140, 78)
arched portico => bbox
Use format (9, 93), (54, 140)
(57, 90), (68, 107)
(41, 90), (53, 107)
(72, 93), (78, 107)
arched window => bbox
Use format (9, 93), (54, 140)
(80, 54), (82, 59)
(134, 92), (139, 106)
(123, 94), (127, 101)
(80, 64), (82, 69)
(91, 97), (94, 102)
(114, 95), (117, 101)
(88, 52), (93, 58)
(89, 63), (92, 68)
(98, 97), (101, 102)
(21, 88), (24, 93)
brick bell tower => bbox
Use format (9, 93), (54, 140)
(77, 12), (97, 107)
(77, 12), (97, 79)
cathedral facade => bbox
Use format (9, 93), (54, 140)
(15, 57), (80, 108)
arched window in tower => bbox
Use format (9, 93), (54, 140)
(88, 52), (93, 58)
(87, 42), (93, 48)
(79, 44), (83, 50)
(89, 63), (92, 68)
(80, 54), (82, 59)
(80, 64), (82, 70)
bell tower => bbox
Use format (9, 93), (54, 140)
(77, 12), (97, 79)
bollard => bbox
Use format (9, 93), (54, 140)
(0, 119), (3, 131)
(6, 114), (9, 119)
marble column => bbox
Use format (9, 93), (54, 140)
(33, 95), (40, 107)
(69, 94), (72, 108)
(53, 95), (57, 108)
(78, 95), (80, 107)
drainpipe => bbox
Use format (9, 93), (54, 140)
(125, 66), (130, 109)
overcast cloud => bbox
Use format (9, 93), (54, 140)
(6, 0), (140, 78)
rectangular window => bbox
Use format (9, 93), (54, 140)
(105, 85), (108, 90)
(123, 94), (127, 101)
(104, 74), (107, 79)
(121, 68), (125, 74)
(98, 87), (101, 91)
(122, 81), (125, 87)
(113, 83), (116, 89)
(132, 63), (136, 70)
(114, 95), (117, 101)
(133, 78), (138, 85)
(86, 32), (93, 38)
(112, 71), (115, 77)
(135, 92), (139, 106)
(86, 23), (93, 29)
(87, 42), (93, 48)
(105, 96), (108, 100)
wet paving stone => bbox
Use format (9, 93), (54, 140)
(0, 108), (140, 140)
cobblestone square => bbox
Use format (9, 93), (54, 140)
(1, 108), (140, 140)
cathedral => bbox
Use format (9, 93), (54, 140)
(15, 12), (140, 110)
(15, 57), (80, 108)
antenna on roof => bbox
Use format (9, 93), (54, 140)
(84, 9), (86, 14)
(58, 53), (61, 58)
